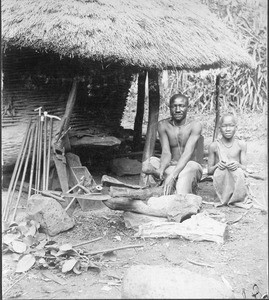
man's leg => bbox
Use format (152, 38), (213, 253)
(175, 161), (202, 194)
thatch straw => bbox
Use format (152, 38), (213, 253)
(2, 0), (255, 70)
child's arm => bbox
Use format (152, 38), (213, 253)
(207, 142), (226, 175)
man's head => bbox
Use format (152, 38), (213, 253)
(219, 114), (237, 139)
(169, 93), (189, 123)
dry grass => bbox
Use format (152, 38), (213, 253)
(2, 0), (254, 70)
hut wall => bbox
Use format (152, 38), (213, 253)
(2, 48), (133, 170)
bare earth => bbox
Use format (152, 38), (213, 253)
(2, 112), (268, 299)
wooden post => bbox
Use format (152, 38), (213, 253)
(213, 74), (221, 142)
(133, 71), (146, 151)
(57, 79), (78, 150)
(139, 70), (160, 186)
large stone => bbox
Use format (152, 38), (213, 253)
(123, 211), (167, 230)
(27, 194), (75, 236)
(147, 193), (202, 222)
(121, 265), (234, 299)
(110, 158), (142, 176)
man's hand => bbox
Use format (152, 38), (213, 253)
(163, 173), (177, 195)
(226, 161), (239, 171)
(217, 161), (226, 170)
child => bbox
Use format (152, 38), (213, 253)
(207, 114), (250, 207)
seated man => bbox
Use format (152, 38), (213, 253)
(142, 93), (203, 195)
(207, 113), (249, 207)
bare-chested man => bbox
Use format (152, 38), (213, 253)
(142, 93), (203, 195)
(208, 113), (249, 206)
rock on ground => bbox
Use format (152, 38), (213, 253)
(121, 265), (234, 299)
(148, 193), (202, 222)
(27, 194), (75, 236)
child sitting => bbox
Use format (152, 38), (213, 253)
(207, 113), (250, 208)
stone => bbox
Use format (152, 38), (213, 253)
(121, 265), (234, 299)
(110, 158), (142, 176)
(123, 211), (167, 230)
(147, 193), (202, 222)
(27, 194), (75, 236)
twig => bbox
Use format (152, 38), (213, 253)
(84, 244), (144, 256)
(73, 237), (103, 248)
(186, 258), (214, 268)
(202, 200), (217, 206)
(3, 273), (27, 296)
(227, 210), (249, 225)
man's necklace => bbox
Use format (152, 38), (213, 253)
(221, 139), (234, 148)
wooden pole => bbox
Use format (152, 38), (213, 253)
(213, 74), (221, 142)
(139, 70), (160, 186)
(56, 79), (78, 151)
(133, 71), (146, 151)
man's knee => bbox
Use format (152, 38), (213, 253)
(184, 161), (202, 173)
(142, 157), (160, 173)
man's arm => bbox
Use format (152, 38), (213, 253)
(157, 120), (172, 178)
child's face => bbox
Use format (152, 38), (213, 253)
(220, 116), (237, 139)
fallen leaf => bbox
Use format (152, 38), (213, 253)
(25, 225), (36, 237)
(73, 261), (82, 275)
(59, 244), (73, 252)
(12, 240), (27, 253)
(12, 253), (21, 261)
(3, 233), (20, 245)
(35, 249), (46, 257)
(114, 236), (121, 241)
(36, 233), (47, 242)
(61, 258), (77, 273)
(22, 236), (36, 247)
(16, 254), (36, 273)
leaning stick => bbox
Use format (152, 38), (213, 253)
(84, 244), (144, 256)
(187, 258), (214, 268)
(3, 124), (32, 222)
(36, 115), (44, 192)
(34, 107), (42, 192)
(28, 122), (38, 199)
(43, 112), (48, 190)
(3, 120), (31, 220)
(12, 125), (35, 222)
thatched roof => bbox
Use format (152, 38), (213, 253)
(2, 0), (255, 70)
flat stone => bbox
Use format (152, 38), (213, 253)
(147, 193), (202, 222)
(27, 194), (75, 236)
(123, 211), (167, 230)
(121, 265), (234, 299)
(110, 158), (142, 176)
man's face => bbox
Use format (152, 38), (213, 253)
(219, 116), (237, 139)
(170, 97), (188, 122)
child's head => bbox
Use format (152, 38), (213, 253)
(219, 114), (237, 139)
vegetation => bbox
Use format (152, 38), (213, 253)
(160, 0), (267, 112)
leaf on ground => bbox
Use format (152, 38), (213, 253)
(17, 225), (29, 235)
(16, 254), (36, 273)
(35, 249), (46, 257)
(59, 244), (73, 252)
(25, 225), (36, 237)
(30, 220), (40, 229)
(36, 239), (48, 250)
(101, 285), (112, 291)
(22, 236), (36, 247)
(73, 261), (82, 275)
(12, 253), (21, 261)
(12, 240), (27, 253)
(3, 233), (20, 245)
(38, 258), (49, 268)
(36, 233), (47, 242)
(61, 258), (78, 273)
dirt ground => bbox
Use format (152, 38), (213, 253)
(2, 111), (268, 299)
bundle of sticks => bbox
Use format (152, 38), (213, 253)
(2, 107), (61, 223)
